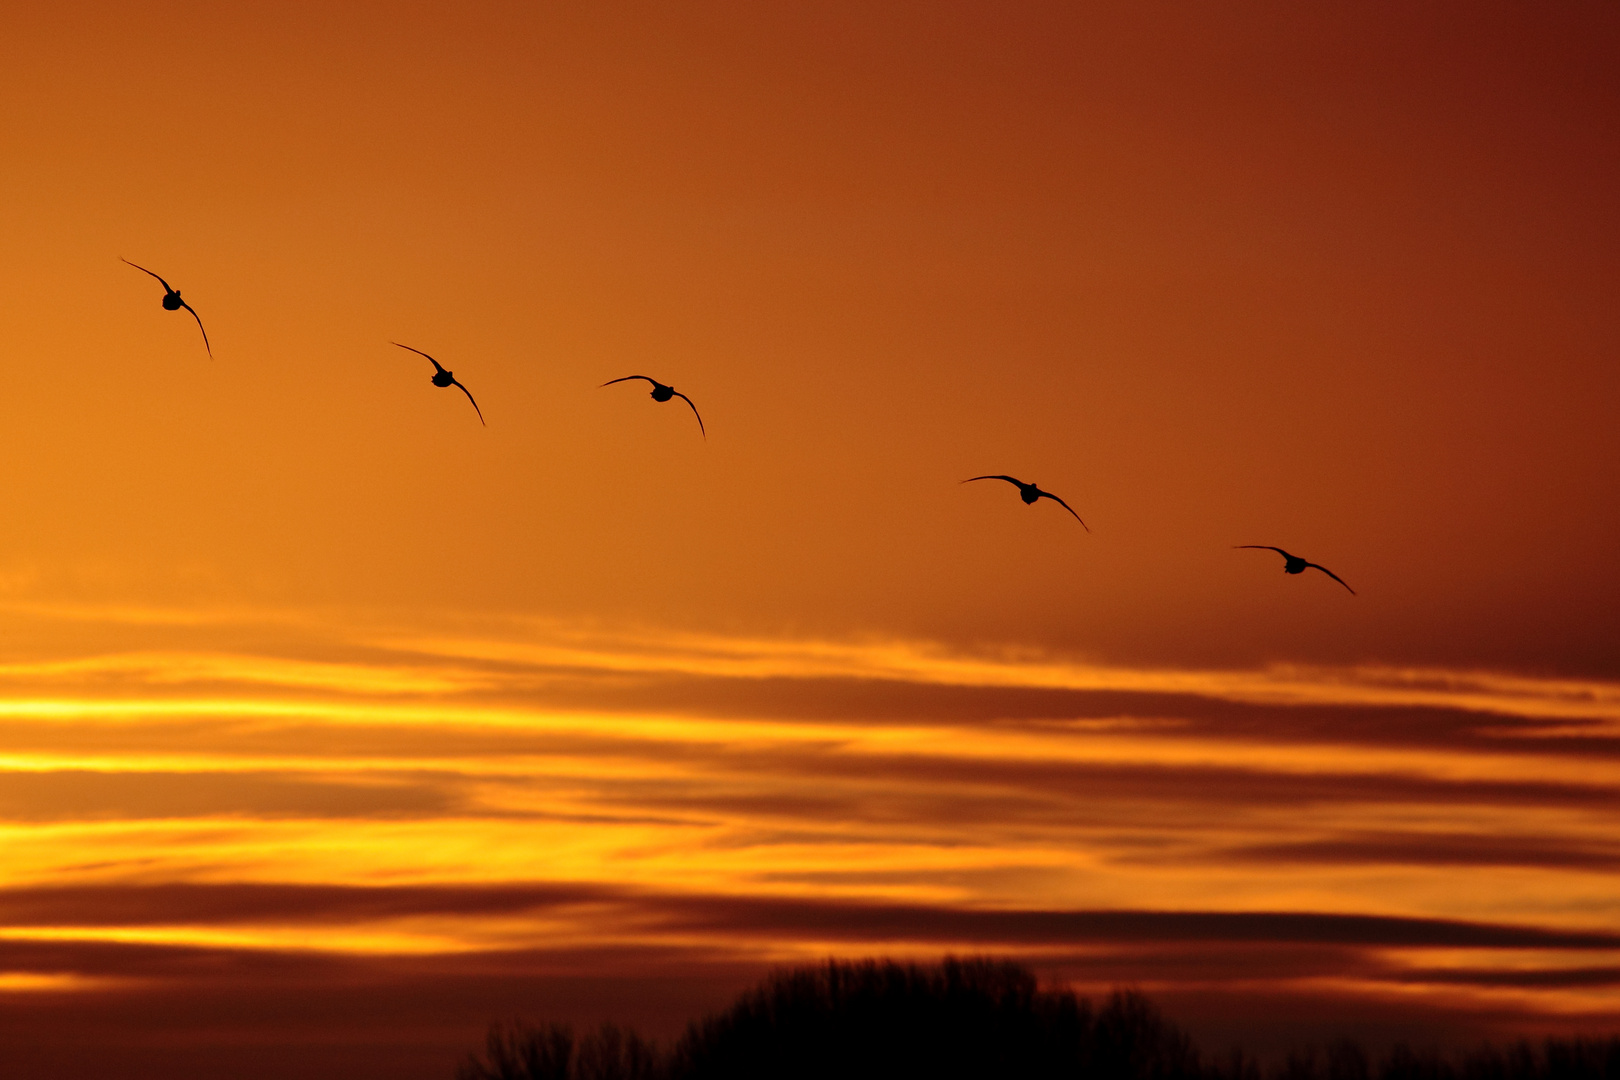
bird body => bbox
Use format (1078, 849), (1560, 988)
(393, 342), (485, 425)
(121, 257), (211, 358)
(962, 475), (1088, 531)
(601, 375), (705, 437)
(1235, 546), (1355, 594)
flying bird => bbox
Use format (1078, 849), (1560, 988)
(392, 342), (484, 425)
(600, 375), (705, 437)
(962, 475), (1089, 531)
(121, 257), (211, 358)
(1234, 546), (1355, 595)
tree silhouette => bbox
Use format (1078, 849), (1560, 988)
(459, 1021), (657, 1080)
(1274, 1038), (1620, 1080)
(458, 957), (1201, 1080)
(665, 956), (1202, 1080)
(456, 958), (1620, 1080)
(459, 1021), (572, 1080)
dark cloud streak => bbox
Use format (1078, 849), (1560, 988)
(1227, 832), (1620, 871)
(4, 882), (1616, 951)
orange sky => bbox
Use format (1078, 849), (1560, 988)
(1, 3), (1618, 1077)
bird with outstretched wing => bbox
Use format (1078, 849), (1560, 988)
(121, 257), (211, 358)
(962, 475), (1089, 531)
(1234, 545), (1355, 594)
(601, 375), (705, 437)
(393, 342), (484, 425)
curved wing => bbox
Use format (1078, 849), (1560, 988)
(1304, 562), (1356, 595)
(600, 375), (657, 388)
(1234, 545), (1290, 558)
(120, 257), (172, 293)
(450, 380), (485, 425)
(392, 341), (446, 375)
(961, 475), (1024, 487)
(1037, 490), (1089, 532)
(672, 391), (705, 437)
(179, 301), (212, 358)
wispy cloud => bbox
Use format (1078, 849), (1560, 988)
(11, 601), (1618, 723)
(0, 604), (1615, 1056)
(380, 620), (1620, 724)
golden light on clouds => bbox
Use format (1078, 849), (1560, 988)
(0, 610), (1615, 1015)
(1, 2), (1618, 1076)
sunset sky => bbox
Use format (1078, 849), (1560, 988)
(1, 3), (1618, 1077)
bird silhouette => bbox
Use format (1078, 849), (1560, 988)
(121, 257), (211, 358)
(600, 375), (705, 437)
(1235, 546), (1355, 594)
(392, 342), (484, 425)
(962, 475), (1089, 531)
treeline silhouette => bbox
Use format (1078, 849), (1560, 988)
(456, 958), (1620, 1080)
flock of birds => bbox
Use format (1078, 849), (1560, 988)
(122, 257), (1356, 596)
